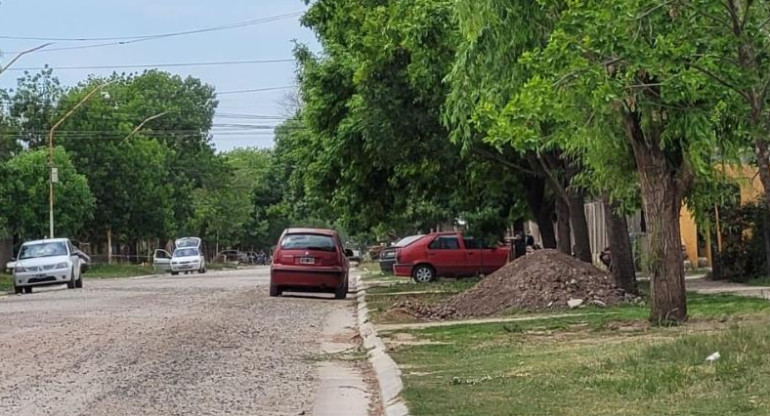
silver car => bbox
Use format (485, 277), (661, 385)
(12, 238), (83, 294)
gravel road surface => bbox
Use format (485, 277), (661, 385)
(0, 267), (350, 416)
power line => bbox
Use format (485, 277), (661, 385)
(5, 59), (294, 72)
(1, 12), (304, 54)
(217, 86), (296, 95)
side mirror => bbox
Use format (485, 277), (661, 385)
(345, 248), (354, 257)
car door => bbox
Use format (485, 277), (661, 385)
(463, 237), (483, 276)
(425, 235), (464, 276)
(153, 249), (172, 273)
(477, 240), (509, 275)
(68, 241), (81, 279)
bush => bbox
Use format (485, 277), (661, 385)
(714, 200), (770, 283)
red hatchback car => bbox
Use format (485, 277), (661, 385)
(270, 228), (351, 299)
(393, 232), (510, 283)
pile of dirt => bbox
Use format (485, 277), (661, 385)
(390, 249), (639, 320)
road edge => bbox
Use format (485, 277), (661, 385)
(354, 273), (410, 416)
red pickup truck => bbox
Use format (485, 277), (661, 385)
(393, 232), (510, 283)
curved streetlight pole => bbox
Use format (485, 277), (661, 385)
(48, 80), (115, 239)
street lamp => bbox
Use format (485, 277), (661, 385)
(124, 112), (168, 141)
(48, 80), (115, 239)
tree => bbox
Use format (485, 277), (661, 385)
(495, 1), (726, 322)
(446, 0), (594, 260)
(295, 0), (523, 238)
(683, 0), (770, 273)
(0, 147), (94, 240)
(57, 71), (218, 250)
(9, 67), (63, 148)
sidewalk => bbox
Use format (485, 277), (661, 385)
(687, 277), (770, 299)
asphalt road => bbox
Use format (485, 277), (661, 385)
(0, 267), (356, 416)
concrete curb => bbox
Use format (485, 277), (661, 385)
(354, 274), (410, 416)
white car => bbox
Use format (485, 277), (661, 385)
(12, 238), (83, 294)
(170, 247), (206, 275)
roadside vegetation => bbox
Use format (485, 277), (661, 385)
(384, 293), (770, 415)
(0, 273), (11, 292)
(84, 264), (157, 279)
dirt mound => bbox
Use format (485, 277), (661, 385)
(390, 249), (637, 320)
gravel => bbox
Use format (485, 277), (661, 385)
(0, 268), (341, 416)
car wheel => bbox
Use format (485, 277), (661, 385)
(269, 284), (281, 297)
(14, 285), (22, 295)
(67, 269), (77, 289)
(412, 265), (435, 283)
(171, 271), (179, 276)
(23, 287), (32, 294)
(334, 280), (348, 300)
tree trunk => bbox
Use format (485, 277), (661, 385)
(535, 207), (557, 249)
(603, 197), (638, 294)
(752, 141), (770, 275)
(526, 176), (557, 249)
(556, 197), (571, 254)
(568, 191), (592, 263)
(625, 112), (688, 323)
(107, 229), (113, 265)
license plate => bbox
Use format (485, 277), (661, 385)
(299, 257), (315, 265)
(36, 274), (45, 278)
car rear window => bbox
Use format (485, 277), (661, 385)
(281, 234), (336, 252)
(394, 235), (424, 247)
(173, 248), (199, 258)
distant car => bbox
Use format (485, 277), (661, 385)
(270, 228), (351, 299)
(12, 238), (84, 294)
(393, 232), (510, 283)
(170, 247), (206, 275)
(216, 249), (249, 263)
(379, 235), (424, 273)
(367, 244), (386, 260)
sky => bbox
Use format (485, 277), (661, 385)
(0, 0), (320, 151)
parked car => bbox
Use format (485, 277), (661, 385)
(367, 244), (386, 260)
(215, 249), (249, 263)
(270, 228), (352, 299)
(170, 247), (206, 275)
(379, 235), (424, 273)
(12, 238), (84, 294)
(393, 232), (510, 283)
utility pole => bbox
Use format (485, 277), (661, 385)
(48, 80), (115, 239)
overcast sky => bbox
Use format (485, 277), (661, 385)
(0, 0), (319, 151)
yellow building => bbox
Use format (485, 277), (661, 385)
(680, 164), (764, 267)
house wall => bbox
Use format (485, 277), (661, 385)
(680, 207), (698, 266)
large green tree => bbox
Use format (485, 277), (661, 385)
(487, 0), (727, 322)
(0, 147), (94, 240)
(56, 71), (218, 250)
(294, 0), (522, 239)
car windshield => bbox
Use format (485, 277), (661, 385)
(280, 234), (336, 251)
(394, 235), (424, 247)
(19, 242), (68, 259)
(173, 248), (199, 258)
